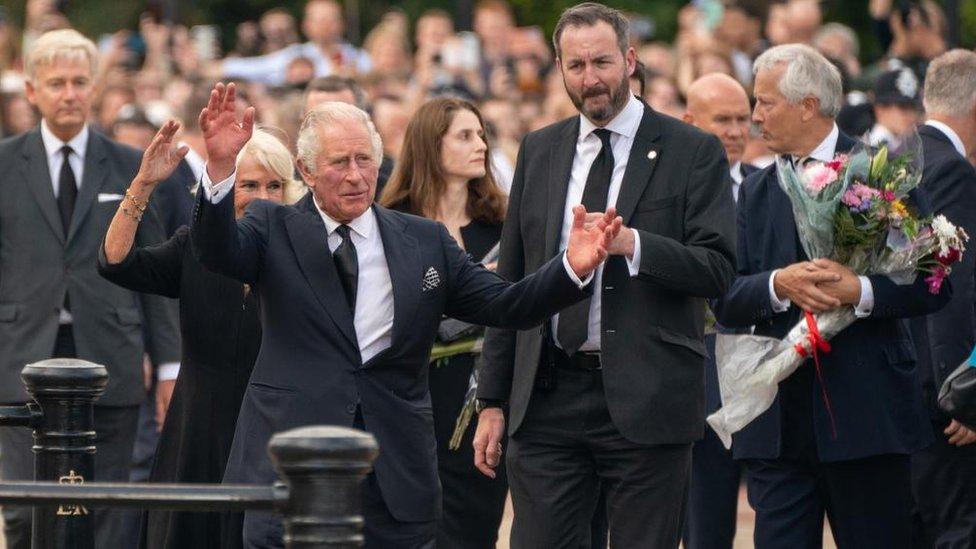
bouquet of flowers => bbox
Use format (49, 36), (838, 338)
(707, 139), (969, 449)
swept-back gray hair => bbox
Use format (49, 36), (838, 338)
(296, 101), (383, 175)
(753, 43), (843, 118)
(26, 29), (99, 82)
(923, 49), (976, 118)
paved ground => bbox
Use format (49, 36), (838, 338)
(1, 485), (837, 548)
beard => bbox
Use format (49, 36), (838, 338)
(565, 74), (631, 124)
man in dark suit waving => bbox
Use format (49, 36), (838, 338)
(909, 49), (976, 548)
(712, 44), (949, 548)
(472, 3), (738, 546)
(191, 83), (621, 548)
(0, 29), (183, 548)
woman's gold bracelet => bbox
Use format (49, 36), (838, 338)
(121, 204), (143, 222)
(125, 189), (148, 213)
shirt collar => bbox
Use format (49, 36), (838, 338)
(730, 161), (743, 184)
(40, 120), (88, 161)
(803, 123), (840, 163)
(925, 120), (967, 157)
(314, 198), (375, 240)
(578, 93), (643, 144)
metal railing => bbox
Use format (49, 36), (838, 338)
(0, 359), (378, 548)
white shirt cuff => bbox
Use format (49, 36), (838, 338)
(201, 167), (236, 204)
(854, 276), (874, 318)
(625, 229), (641, 277)
(157, 362), (180, 381)
(562, 251), (594, 289)
(769, 269), (791, 312)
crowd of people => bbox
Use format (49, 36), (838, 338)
(0, 0), (975, 548)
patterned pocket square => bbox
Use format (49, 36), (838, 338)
(422, 267), (441, 292)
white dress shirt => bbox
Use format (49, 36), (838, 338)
(730, 161), (744, 205)
(40, 120), (87, 198)
(924, 120), (967, 157)
(552, 93), (644, 352)
(203, 170), (590, 363)
(41, 121), (88, 326)
(768, 123), (875, 317)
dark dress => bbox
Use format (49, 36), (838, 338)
(98, 225), (260, 549)
(428, 220), (509, 548)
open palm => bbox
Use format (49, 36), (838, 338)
(135, 120), (189, 185)
(199, 82), (255, 180)
(566, 205), (622, 278)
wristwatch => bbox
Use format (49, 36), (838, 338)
(475, 398), (506, 414)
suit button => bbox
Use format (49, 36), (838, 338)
(345, 403), (357, 415)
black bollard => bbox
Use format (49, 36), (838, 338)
(22, 358), (107, 549)
(269, 426), (379, 548)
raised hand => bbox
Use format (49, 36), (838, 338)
(566, 205), (623, 278)
(199, 82), (255, 182)
(134, 120), (189, 187)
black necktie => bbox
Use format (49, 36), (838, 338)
(333, 225), (359, 311)
(557, 128), (615, 355)
(57, 146), (77, 232)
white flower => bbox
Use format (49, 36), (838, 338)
(932, 214), (968, 255)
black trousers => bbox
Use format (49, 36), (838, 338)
(0, 324), (140, 549)
(683, 421), (741, 549)
(744, 453), (912, 549)
(911, 421), (976, 548)
(507, 362), (692, 548)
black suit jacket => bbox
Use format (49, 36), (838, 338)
(478, 104), (738, 445)
(910, 124), (976, 423)
(191, 190), (590, 522)
(0, 127), (182, 405)
(713, 131), (949, 461)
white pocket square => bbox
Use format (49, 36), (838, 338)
(97, 193), (124, 203)
(422, 267), (441, 292)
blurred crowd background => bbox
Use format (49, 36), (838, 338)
(1, 0), (975, 190)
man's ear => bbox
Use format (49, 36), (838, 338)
(296, 158), (315, 188)
(24, 80), (36, 106)
(800, 96), (819, 122)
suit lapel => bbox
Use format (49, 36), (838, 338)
(67, 131), (109, 244)
(767, 169), (800, 264)
(544, 118), (581, 258)
(283, 195), (358, 349)
(374, 206), (422, 349)
(21, 130), (65, 245)
(615, 104), (663, 225)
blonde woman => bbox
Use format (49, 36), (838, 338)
(98, 125), (299, 549)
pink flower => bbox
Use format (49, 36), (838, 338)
(882, 190), (897, 202)
(802, 163), (839, 194)
(926, 266), (948, 294)
(841, 183), (880, 212)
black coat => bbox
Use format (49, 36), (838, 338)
(910, 124), (976, 423)
(479, 103), (739, 445)
(99, 226), (260, 549)
(190, 190), (589, 529)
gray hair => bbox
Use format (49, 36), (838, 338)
(26, 29), (99, 82)
(552, 2), (629, 59)
(923, 49), (976, 118)
(753, 44), (843, 118)
(814, 23), (859, 59)
(296, 102), (383, 175)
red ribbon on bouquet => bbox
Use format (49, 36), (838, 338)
(793, 311), (838, 439)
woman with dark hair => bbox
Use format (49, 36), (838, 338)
(380, 97), (508, 548)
